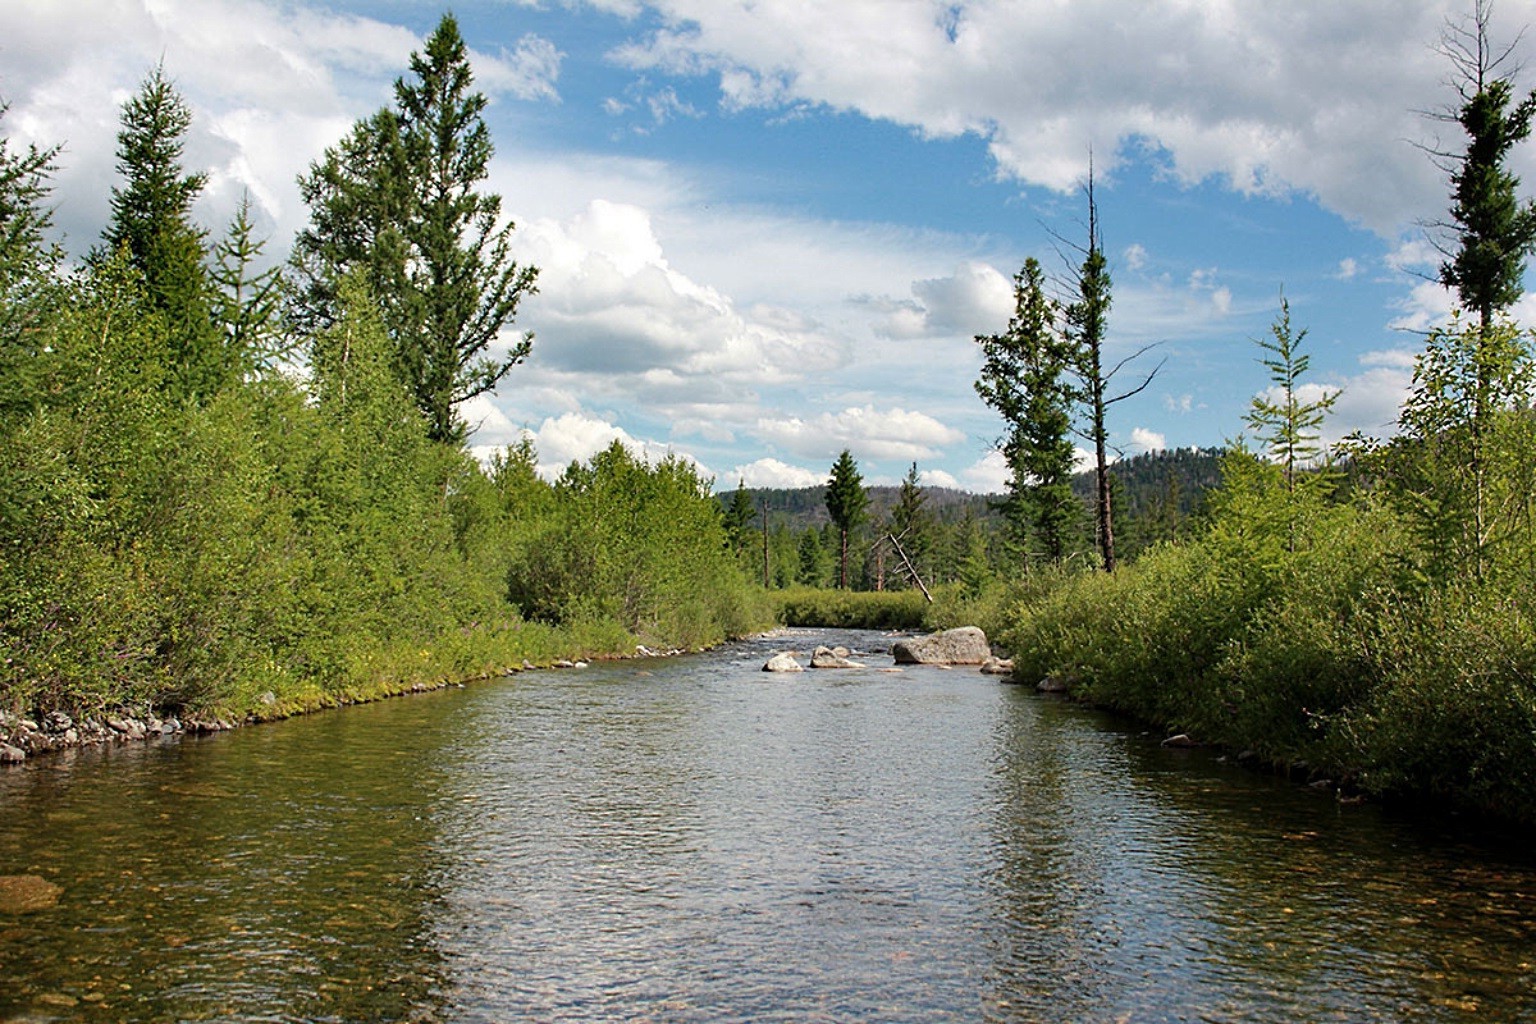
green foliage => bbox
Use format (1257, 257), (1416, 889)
(1383, 314), (1536, 582)
(292, 14), (538, 445)
(1437, 3), (1536, 330)
(0, 101), (60, 362)
(100, 64), (229, 402)
(724, 479), (756, 553)
(975, 258), (1081, 564)
(211, 193), (289, 377)
(825, 448), (869, 589)
(1244, 296), (1338, 491)
(504, 441), (770, 649)
(775, 587), (929, 631)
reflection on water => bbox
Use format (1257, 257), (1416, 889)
(2, 629), (1535, 1022)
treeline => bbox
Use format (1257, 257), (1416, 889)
(984, 8), (1536, 825)
(0, 16), (768, 727)
(720, 447), (1224, 594)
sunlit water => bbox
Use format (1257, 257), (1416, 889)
(2, 629), (1535, 1022)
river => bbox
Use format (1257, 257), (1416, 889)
(1, 629), (1534, 1022)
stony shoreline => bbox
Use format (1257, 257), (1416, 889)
(0, 646), (687, 767)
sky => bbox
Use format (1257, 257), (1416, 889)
(5, 0), (1536, 492)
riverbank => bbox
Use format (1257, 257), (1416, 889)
(0, 628), (707, 766)
(995, 513), (1536, 829)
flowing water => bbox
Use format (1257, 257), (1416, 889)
(2, 629), (1535, 1023)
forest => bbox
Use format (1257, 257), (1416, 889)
(4, 7), (1536, 827)
(0, 18), (771, 739)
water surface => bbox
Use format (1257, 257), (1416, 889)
(2, 629), (1534, 1022)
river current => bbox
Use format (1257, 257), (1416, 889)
(2, 629), (1534, 1022)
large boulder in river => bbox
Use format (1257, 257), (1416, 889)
(763, 652), (805, 673)
(810, 645), (864, 669)
(891, 626), (991, 665)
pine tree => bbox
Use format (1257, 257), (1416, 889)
(102, 64), (227, 401)
(824, 449), (868, 589)
(1413, 1), (1536, 579)
(975, 256), (1080, 565)
(0, 102), (61, 418)
(724, 479), (756, 553)
(210, 193), (289, 377)
(1064, 169), (1159, 573)
(1243, 294), (1339, 552)
(293, 14), (538, 445)
(1434, 0), (1536, 336)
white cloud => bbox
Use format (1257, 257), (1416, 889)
(754, 405), (966, 462)
(520, 411), (707, 480)
(732, 457), (825, 488)
(873, 260), (1014, 340)
(1124, 243), (1148, 271)
(958, 450), (1009, 494)
(1389, 278), (1456, 333)
(1336, 257), (1360, 280)
(1128, 427), (1167, 454)
(473, 35), (563, 102)
(513, 199), (847, 386)
(611, 0), (1473, 235)
(919, 467), (960, 490)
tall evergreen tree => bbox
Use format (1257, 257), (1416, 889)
(102, 64), (227, 400)
(1410, 1), (1536, 579)
(975, 256), (1080, 565)
(824, 449), (868, 590)
(1064, 169), (1159, 573)
(211, 193), (289, 377)
(1243, 294), (1339, 552)
(724, 479), (756, 553)
(0, 102), (58, 312)
(1434, 0), (1536, 336)
(0, 102), (61, 417)
(293, 13), (538, 445)
(1067, 175), (1117, 573)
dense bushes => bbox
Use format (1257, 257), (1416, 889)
(774, 587), (931, 631)
(0, 262), (770, 725)
(1000, 443), (1536, 822)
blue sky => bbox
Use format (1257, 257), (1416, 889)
(6, 0), (1534, 490)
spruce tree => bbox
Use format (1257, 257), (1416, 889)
(102, 64), (227, 401)
(975, 257), (1080, 565)
(1243, 295), (1339, 552)
(824, 449), (868, 589)
(211, 193), (288, 377)
(294, 13), (538, 445)
(1435, 0), (1536, 335)
(0, 102), (61, 418)
(1063, 170), (1159, 573)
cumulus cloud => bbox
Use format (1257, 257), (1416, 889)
(872, 260), (1015, 340)
(731, 457), (826, 488)
(520, 411), (707, 479)
(1128, 427), (1167, 454)
(958, 450), (1010, 495)
(514, 198), (847, 385)
(610, 0), (1468, 235)
(754, 405), (966, 462)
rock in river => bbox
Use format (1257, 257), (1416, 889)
(0, 875), (63, 914)
(891, 626), (992, 665)
(810, 645), (864, 669)
(763, 652), (805, 673)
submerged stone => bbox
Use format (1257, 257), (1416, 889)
(0, 875), (63, 914)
